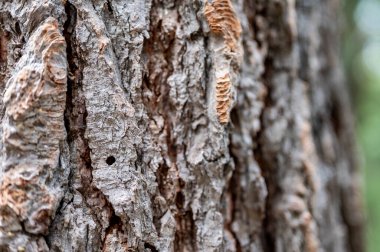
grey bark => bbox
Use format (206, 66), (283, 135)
(0, 0), (364, 252)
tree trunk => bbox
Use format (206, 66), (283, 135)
(0, 0), (364, 251)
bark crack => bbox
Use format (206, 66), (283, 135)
(225, 143), (243, 252)
(63, 2), (123, 249)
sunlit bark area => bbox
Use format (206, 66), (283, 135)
(0, 0), (364, 251)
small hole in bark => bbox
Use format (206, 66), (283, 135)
(106, 156), (116, 165)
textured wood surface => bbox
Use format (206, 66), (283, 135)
(0, 0), (364, 251)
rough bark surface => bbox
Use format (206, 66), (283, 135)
(0, 0), (364, 252)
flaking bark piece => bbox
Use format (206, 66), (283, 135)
(204, 0), (242, 52)
(0, 17), (67, 250)
(204, 0), (242, 124)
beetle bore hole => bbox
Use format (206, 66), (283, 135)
(106, 156), (116, 165)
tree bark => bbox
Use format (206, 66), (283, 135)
(0, 0), (364, 252)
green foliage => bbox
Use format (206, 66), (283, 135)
(344, 0), (380, 251)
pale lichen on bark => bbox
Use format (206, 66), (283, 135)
(0, 18), (68, 251)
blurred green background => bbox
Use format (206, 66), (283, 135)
(344, 0), (380, 251)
